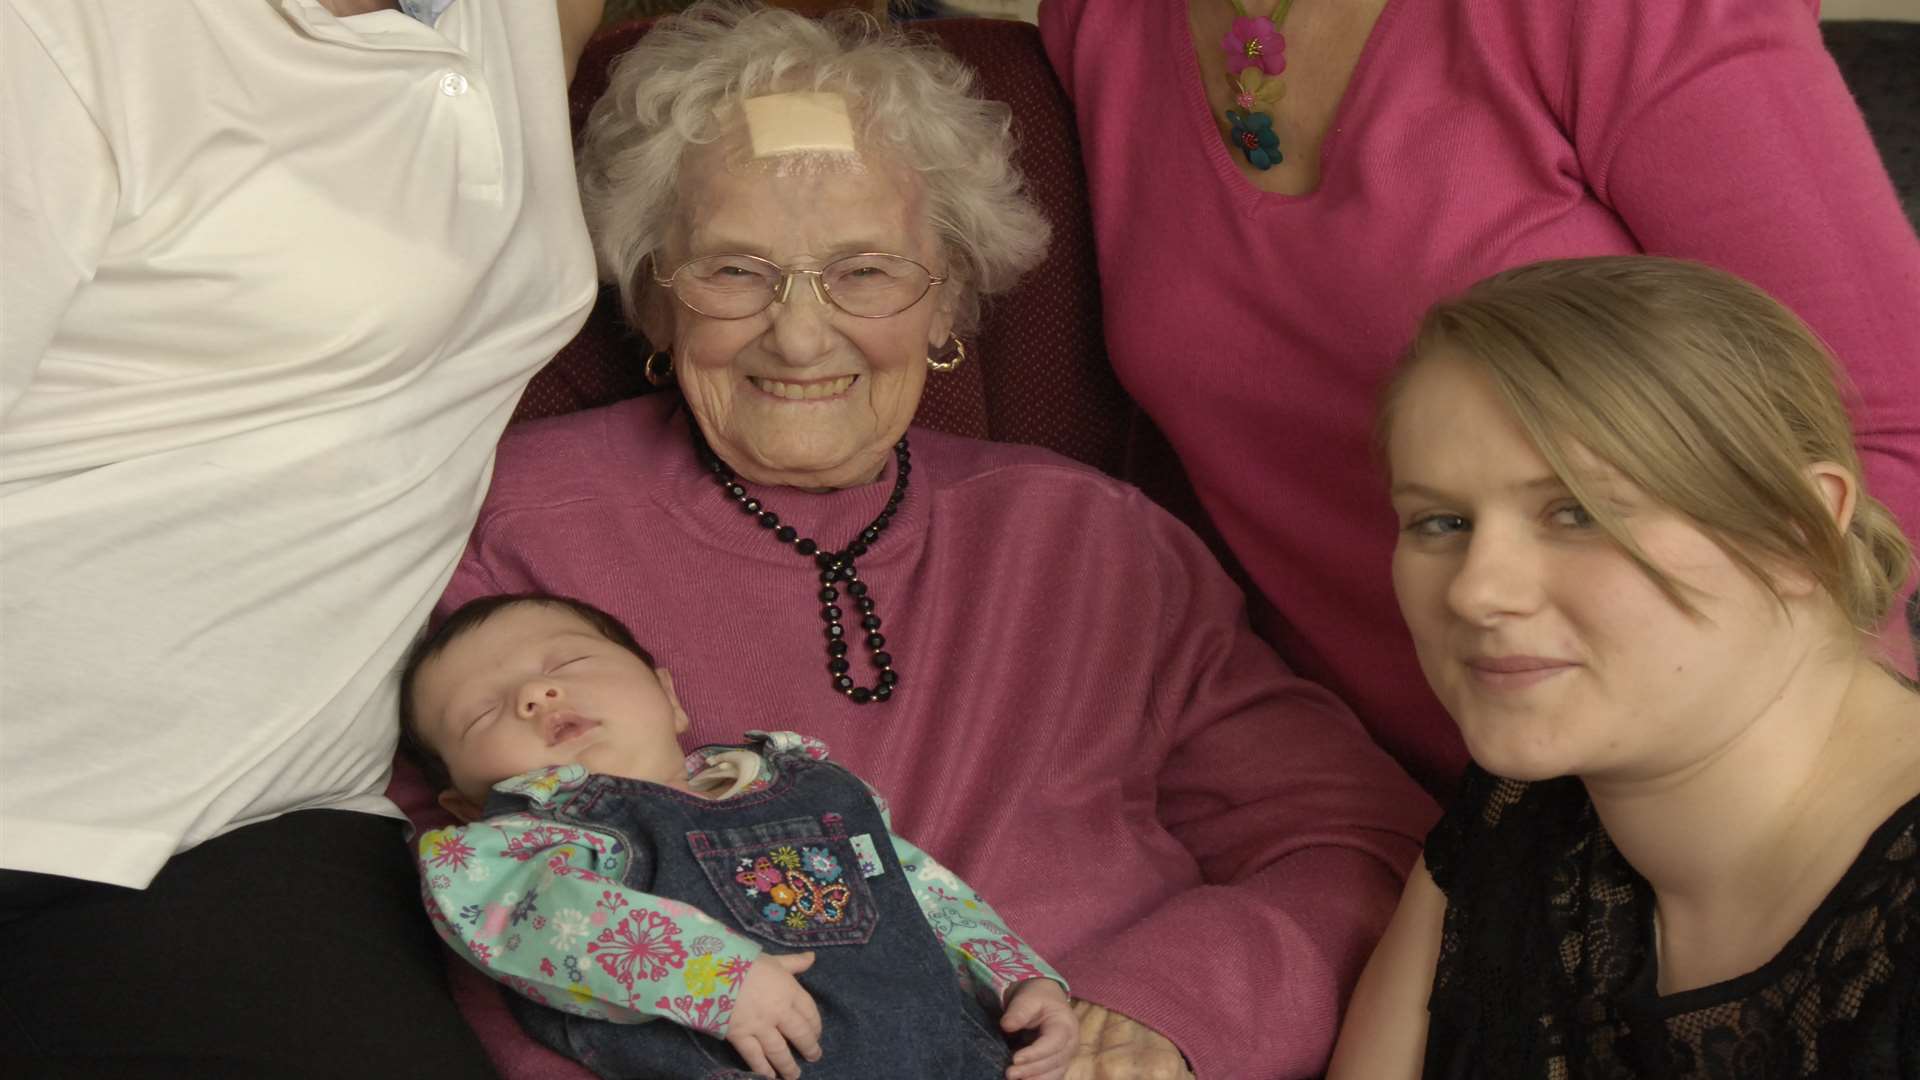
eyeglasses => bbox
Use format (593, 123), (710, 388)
(650, 252), (946, 320)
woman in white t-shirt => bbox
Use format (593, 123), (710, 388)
(0, 0), (601, 1071)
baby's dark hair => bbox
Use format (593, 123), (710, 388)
(397, 593), (657, 793)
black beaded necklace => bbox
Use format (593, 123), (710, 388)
(690, 423), (907, 704)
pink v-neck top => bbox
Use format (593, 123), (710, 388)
(1042, 0), (1920, 795)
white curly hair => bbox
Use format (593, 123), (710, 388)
(576, 0), (1051, 337)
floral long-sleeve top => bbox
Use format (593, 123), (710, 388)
(415, 731), (1065, 1038)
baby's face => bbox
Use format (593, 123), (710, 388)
(412, 604), (691, 810)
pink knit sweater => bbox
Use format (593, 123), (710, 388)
(1041, 0), (1920, 796)
(431, 393), (1436, 1079)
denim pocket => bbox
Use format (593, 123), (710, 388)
(688, 813), (878, 948)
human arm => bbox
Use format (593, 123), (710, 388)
(1002, 978), (1077, 1080)
(1035, 0), (1086, 102)
(725, 951), (823, 1080)
(1051, 492), (1438, 1078)
(1324, 855), (1445, 1080)
(1062, 1005), (1190, 1080)
(1564, 0), (1920, 609)
(885, 826), (1069, 1005)
(0, 3), (118, 421)
(415, 805), (768, 1034)
(555, 0), (602, 83)
(880, 826), (1074, 1078)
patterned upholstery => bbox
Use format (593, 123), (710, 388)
(516, 17), (1143, 481)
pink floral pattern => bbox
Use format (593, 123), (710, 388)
(426, 831), (476, 871)
(960, 933), (1048, 987)
(503, 822), (608, 862)
(588, 907), (690, 991)
(655, 992), (735, 1034)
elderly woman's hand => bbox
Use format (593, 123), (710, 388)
(1066, 1001), (1194, 1080)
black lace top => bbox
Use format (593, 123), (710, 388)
(1424, 765), (1920, 1078)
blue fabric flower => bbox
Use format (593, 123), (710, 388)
(1226, 109), (1282, 171)
(800, 846), (843, 882)
(762, 902), (789, 922)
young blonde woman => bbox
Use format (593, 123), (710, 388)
(1330, 256), (1919, 1079)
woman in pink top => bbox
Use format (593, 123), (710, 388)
(1039, 0), (1920, 798)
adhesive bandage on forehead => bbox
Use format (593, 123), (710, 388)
(736, 91), (865, 175)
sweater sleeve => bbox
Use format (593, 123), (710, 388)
(1051, 492), (1438, 1079)
(886, 827), (1070, 1008)
(1564, 0), (1920, 585)
(1035, 0), (1089, 101)
(416, 812), (763, 1037)
(0, 4), (118, 420)
(438, 534), (512, 619)
(830, 745), (1072, 1009)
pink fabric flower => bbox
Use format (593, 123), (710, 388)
(1220, 16), (1286, 77)
(588, 908), (689, 990)
(480, 903), (512, 940)
(426, 831), (476, 871)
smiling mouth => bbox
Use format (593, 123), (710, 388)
(544, 713), (599, 746)
(1464, 656), (1578, 690)
(749, 375), (857, 401)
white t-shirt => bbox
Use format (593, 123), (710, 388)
(0, 0), (598, 887)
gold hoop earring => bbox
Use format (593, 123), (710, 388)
(643, 349), (675, 388)
(927, 337), (966, 373)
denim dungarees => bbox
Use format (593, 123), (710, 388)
(493, 749), (1013, 1079)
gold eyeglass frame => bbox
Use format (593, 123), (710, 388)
(649, 252), (946, 321)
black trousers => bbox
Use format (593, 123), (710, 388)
(0, 810), (497, 1079)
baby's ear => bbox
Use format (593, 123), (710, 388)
(657, 668), (692, 735)
(437, 788), (485, 824)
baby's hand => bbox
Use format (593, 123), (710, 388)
(726, 951), (823, 1080)
(1001, 978), (1075, 1080)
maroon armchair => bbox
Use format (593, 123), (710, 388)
(517, 17), (1216, 539)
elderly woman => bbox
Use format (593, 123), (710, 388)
(432, 3), (1433, 1077)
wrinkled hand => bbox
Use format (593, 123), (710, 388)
(726, 951), (823, 1080)
(1064, 1001), (1194, 1080)
(1001, 978), (1076, 1080)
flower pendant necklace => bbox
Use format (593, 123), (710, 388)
(1219, 0), (1295, 170)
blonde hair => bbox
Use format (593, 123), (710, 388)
(1382, 255), (1913, 636)
(576, 0), (1050, 337)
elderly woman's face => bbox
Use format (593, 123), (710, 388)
(649, 139), (954, 490)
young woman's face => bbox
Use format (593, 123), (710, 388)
(1385, 352), (1799, 784)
